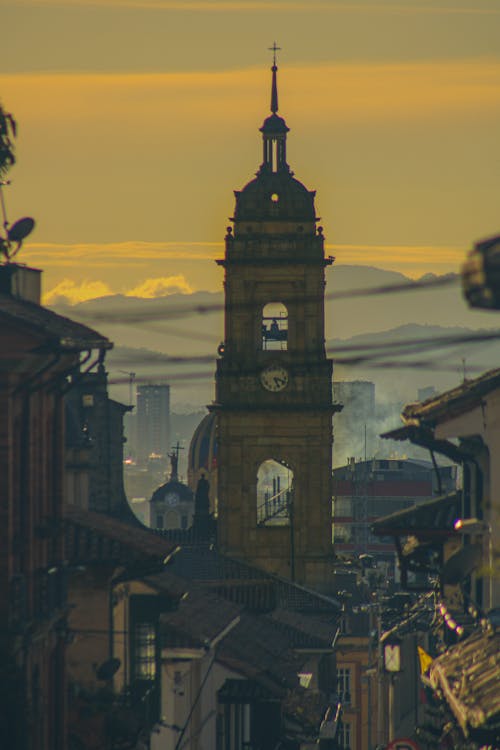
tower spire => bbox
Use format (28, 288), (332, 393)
(268, 42), (281, 114)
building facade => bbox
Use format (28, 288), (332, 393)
(214, 58), (339, 589)
(136, 384), (171, 468)
(0, 263), (111, 750)
(333, 457), (456, 561)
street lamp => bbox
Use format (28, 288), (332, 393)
(454, 518), (493, 609)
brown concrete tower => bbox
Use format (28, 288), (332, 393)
(214, 53), (338, 590)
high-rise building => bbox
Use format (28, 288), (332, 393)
(213, 55), (340, 590)
(136, 384), (171, 467)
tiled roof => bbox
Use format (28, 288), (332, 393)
(170, 546), (340, 614)
(217, 611), (306, 692)
(64, 505), (179, 563)
(402, 367), (500, 426)
(269, 608), (339, 648)
(159, 586), (241, 649)
(371, 492), (461, 539)
(0, 293), (111, 351)
(429, 626), (500, 738)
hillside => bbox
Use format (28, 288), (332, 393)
(50, 265), (500, 408)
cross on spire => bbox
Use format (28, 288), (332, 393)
(268, 42), (281, 114)
(268, 42), (281, 68)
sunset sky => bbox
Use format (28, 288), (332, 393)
(2, 0), (500, 304)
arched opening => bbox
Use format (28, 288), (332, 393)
(256, 459), (293, 526)
(262, 302), (288, 351)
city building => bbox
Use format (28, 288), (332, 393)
(64, 506), (180, 750)
(333, 457), (456, 563)
(213, 54), (340, 590)
(369, 371), (500, 748)
(149, 450), (195, 531)
(0, 262), (111, 750)
(65, 366), (134, 520)
(384, 369), (500, 611)
(136, 384), (171, 467)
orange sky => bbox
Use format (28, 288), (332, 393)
(2, 0), (500, 303)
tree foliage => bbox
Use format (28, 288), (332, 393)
(0, 104), (16, 177)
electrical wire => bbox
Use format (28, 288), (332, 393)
(103, 327), (500, 385)
(68, 274), (459, 326)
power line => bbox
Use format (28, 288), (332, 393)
(69, 274), (459, 326)
(104, 328), (500, 372)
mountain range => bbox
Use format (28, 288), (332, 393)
(50, 264), (500, 409)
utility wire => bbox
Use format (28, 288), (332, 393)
(105, 329), (500, 369)
(69, 274), (458, 326)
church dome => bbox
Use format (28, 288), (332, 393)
(150, 479), (193, 505)
(234, 172), (316, 223)
(187, 412), (217, 511)
(188, 412), (217, 476)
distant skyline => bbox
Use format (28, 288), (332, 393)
(2, 0), (499, 303)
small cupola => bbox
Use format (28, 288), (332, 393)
(259, 44), (290, 174)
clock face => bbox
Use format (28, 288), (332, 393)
(165, 492), (179, 506)
(260, 366), (289, 392)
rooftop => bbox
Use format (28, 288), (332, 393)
(64, 505), (179, 565)
(0, 291), (111, 352)
(371, 492), (462, 540)
(402, 367), (500, 426)
(429, 626), (500, 741)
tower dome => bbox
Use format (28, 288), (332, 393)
(234, 173), (316, 223)
(231, 49), (318, 234)
(187, 412), (217, 511)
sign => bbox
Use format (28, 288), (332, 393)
(386, 739), (420, 750)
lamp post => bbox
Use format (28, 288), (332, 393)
(383, 636), (402, 743)
(454, 517), (493, 609)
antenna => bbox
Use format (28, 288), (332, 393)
(118, 370), (136, 406)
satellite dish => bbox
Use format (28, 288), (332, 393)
(7, 217), (35, 243)
(441, 543), (482, 585)
(96, 657), (121, 681)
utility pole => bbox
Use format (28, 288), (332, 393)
(388, 673), (395, 743)
(376, 603), (384, 748)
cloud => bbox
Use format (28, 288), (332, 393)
(43, 271), (193, 303)
(22, 241), (220, 267)
(126, 275), (193, 297)
(14, 0), (500, 14)
(37, 241), (466, 307)
(43, 278), (114, 305)
(26, 239), (467, 275)
(2, 59), (500, 132)
(330, 242), (467, 265)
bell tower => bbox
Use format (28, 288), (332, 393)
(214, 52), (338, 590)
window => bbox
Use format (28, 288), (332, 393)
(337, 720), (351, 749)
(262, 302), (288, 350)
(333, 523), (352, 543)
(337, 667), (351, 705)
(221, 703), (251, 750)
(256, 459), (293, 526)
(334, 497), (352, 517)
(133, 622), (156, 680)
(156, 514), (164, 529)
